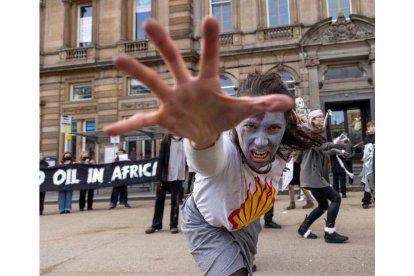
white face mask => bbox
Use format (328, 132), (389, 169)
(235, 112), (286, 170)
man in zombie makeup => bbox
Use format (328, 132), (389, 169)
(104, 16), (319, 276)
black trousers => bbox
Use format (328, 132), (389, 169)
(264, 205), (275, 223)
(332, 172), (347, 196)
(305, 186), (342, 227)
(79, 189), (94, 210)
(111, 186), (128, 207)
(151, 180), (181, 229)
(345, 160), (353, 184)
(40, 192), (46, 214)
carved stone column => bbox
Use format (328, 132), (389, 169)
(62, 0), (72, 48)
(305, 54), (321, 110)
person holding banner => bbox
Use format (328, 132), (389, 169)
(58, 152), (75, 214)
(78, 151), (95, 211)
(110, 149), (131, 209)
(297, 110), (349, 243)
(103, 16), (320, 276)
(39, 152), (49, 215)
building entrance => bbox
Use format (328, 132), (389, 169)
(325, 99), (372, 164)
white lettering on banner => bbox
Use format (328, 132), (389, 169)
(87, 168), (104, 184)
(143, 163), (152, 177)
(112, 166), (122, 181)
(152, 162), (157, 176)
(39, 171), (45, 185)
(130, 165), (138, 178)
(53, 169), (66, 185)
(121, 166), (130, 179)
(53, 169), (80, 185)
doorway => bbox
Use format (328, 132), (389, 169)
(325, 99), (372, 164)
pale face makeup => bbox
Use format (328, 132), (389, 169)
(236, 112), (286, 170)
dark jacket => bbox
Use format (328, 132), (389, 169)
(364, 133), (375, 145)
(40, 159), (50, 169)
(156, 135), (172, 182)
(331, 154), (346, 174)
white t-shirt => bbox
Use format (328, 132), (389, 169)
(184, 133), (285, 231)
(167, 138), (186, 181)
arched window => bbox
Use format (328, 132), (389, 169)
(278, 71), (296, 94)
(221, 76), (236, 96)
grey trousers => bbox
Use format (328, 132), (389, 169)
(181, 195), (261, 276)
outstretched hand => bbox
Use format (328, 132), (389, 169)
(104, 16), (293, 149)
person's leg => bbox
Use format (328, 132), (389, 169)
(263, 206), (281, 229)
(58, 191), (65, 213)
(146, 182), (168, 232)
(111, 187), (120, 208)
(181, 195), (258, 275)
(339, 173), (347, 197)
(301, 187), (314, 209)
(122, 186), (130, 207)
(79, 189), (86, 211)
(362, 189), (372, 208)
(332, 173), (339, 193)
(169, 180), (181, 232)
(298, 188), (328, 239)
(87, 189), (94, 210)
(65, 190), (73, 213)
(40, 192), (46, 215)
(286, 185), (295, 210)
(320, 186), (348, 243)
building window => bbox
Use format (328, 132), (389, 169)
(278, 71), (296, 94)
(135, 0), (151, 40)
(323, 65), (364, 80)
(327, 0), (351, 20)
(82, 120), (96, 153)
(129, 79), (150, 95)
(77, 4), (93, 47)
(267, 0), (290, 27)
(221, 76), (236, 96)
(70, 82), (92, 101)
(210, 0), (231, 32)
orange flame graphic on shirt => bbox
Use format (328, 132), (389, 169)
(228, 177), (275, 230)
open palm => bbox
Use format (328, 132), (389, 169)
(104, 16), (293, 149)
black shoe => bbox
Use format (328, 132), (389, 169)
(60, 211), (65, 214)
(170, 227), (179, 234)
(362, 203), (369, 209)
(297, 226), (318, 239)
(145, 227), (160, 234)
(252, 264), (257, 272)
(65, 210), (70, 213)
(342, 194), (347, 198)
(109, 205), (116, 209)
(87, 207), (93, 210)
(324, 231), (348, 243)
(264, 221), (281, 229)
(124, 204), (131, 208)
(80, 208), (84, 211)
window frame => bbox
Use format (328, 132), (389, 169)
(70, 82), (93, 101)
(134, 0), (152, 40)
(128, 78), (151, 96)
(326, 0), (352, 20)
(210, 0), (232, 33)
(266, 0), (290, 27)
(77, 3), (93, 47)
(278, 71), (296, 95)
(220, 76), (237, 96)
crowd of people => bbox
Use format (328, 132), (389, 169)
(40, 16), (375, 276)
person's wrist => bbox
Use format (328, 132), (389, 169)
(191, 135), (220, 150)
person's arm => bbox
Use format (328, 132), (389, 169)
(184, 134), (228, 177)
(103, 16), (293, 150)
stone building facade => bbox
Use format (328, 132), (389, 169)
(40, 0), (375, 163)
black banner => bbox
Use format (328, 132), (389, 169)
(39, 159), (159, 192)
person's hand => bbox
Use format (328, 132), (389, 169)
(104, 16), (293, 149)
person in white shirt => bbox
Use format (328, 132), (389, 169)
(104, 16), (318, 276)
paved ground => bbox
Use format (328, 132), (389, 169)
(40, 189), (374, 275)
